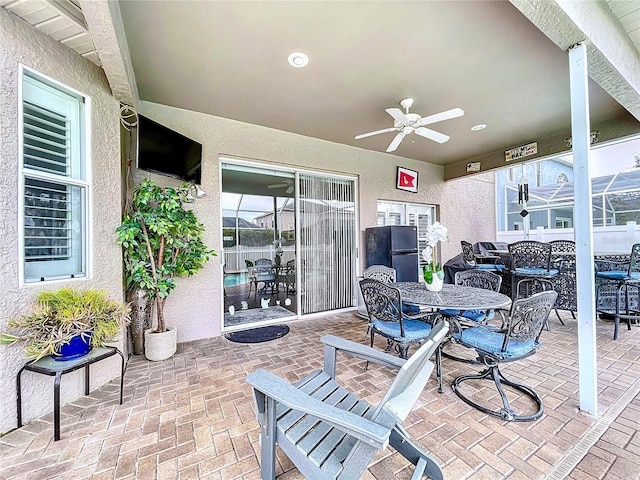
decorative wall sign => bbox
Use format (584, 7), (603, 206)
(466, 162), (481, 173)
(505, 142), (537, 162)
(396, 167), (418, 193)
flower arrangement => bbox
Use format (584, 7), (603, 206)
(421, 222), (448, 290)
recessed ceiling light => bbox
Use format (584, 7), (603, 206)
(471, 124), (487, 131)
(288, 52), (309, 68)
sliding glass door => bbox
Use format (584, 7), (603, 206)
(221, 160), (357, 325)
(298, 173), (357, 314)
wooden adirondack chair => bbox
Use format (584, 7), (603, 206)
(246, 321), (448, 480)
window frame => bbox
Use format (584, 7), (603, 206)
(18, 65), (91, 285)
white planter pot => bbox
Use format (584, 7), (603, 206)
(144, 326), (177, 361)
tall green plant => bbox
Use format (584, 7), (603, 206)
(116, 179), (215, 333)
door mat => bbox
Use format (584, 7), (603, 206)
(225, 324), (290, 344)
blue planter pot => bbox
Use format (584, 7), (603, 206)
(54, 332), (93, 361)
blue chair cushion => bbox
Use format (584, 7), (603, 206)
(457, 327), (539, 359)
(514, 267), (559, 277)
(476, 264), (506, 271)
(372, 318), (432, 341)
(402, 303), (422, 315)
(596, 271), (640, 280)
(441, 308), (494, 323)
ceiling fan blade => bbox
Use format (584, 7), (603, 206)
(285, 185), (294, 194)
(386, 132), (406, 152)
(416, 108), (464, 127)
(267, 183), (289, 189)
(415, 127), (450, 143)
(385, 108), (407, 123)
(354, 127), (397, 139)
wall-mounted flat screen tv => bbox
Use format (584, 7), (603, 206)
(137, 115), (202, 184)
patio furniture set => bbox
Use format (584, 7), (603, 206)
(247, 257), (296, 300)
(244, 240), (639, 476)
(461, 240), (639, 340)
(247, 264), (558, 478)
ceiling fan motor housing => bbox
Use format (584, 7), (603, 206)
(394, 113), (421, 129)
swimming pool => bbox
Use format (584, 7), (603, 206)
(224, 272), (250, 287)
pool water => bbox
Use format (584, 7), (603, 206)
(224, 272), (250, 287)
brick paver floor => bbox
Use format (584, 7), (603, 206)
(0, 310), (638, 479)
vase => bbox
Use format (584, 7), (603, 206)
(128, 289), (152, 355)
(424, 268), (444, 292)
(54, 332), (92, 361)
(144, 326), (177, 361)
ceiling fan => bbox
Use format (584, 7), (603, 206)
(355, 98), (464, 153)
(267, 179), (294, 194)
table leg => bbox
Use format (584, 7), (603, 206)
(54, 372), (62, 441)
(17, 365), (27, 427)
(85, 364), (90, 395)
(116, 349), (125, 404)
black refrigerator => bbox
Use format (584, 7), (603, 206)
(365, 226), (419, 282)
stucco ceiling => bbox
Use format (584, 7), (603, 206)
(4, 0), (640, 169)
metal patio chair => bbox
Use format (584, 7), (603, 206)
(440, 270), (506, 363)
(246, 321), (448, 480)
(249, 258), (276, 300)
(508, 240), (558, 301)
(451, 290), (557, 422)
(596, 243), (640, 340)
(549, 239), (576, 323)
(359, 278), (446, 392)
(461, 240), (505, 272)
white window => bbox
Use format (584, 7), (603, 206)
(20, 68), (88, 283)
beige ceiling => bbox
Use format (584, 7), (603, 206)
(5, 0), (640, 171)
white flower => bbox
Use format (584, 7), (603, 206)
(421, 246), (433, 263)
(425, 222), (448, 247)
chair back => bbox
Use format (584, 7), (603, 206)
(359, 278), (402, 324)
(284, 259), (296, 290)
(508, 240), (552, 270)
(461, 240), (476, 264)
(549, 240), (575, 254)
(254, 258), (275, 280)
(454, 270), (501, 292)
(363, 265), (397, 283)
(285, 259), (295, 275)
(372, 321), (448, 424)
(506, 290), (557, 346)
(628, 243), (640, 275)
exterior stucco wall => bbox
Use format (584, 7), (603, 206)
(138, 101), (496, 343)
(441, 172), (498, 262)
(0, 10), (123, 434)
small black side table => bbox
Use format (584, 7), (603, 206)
(17, 347), (125, 441)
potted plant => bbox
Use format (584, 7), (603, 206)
(0, 288), (130, 362)
(421, 222), (448, 292)
(116, 178), (215, 361)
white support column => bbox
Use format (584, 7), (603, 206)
(569, 43), (597, 416)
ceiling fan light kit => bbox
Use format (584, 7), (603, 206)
(355, 98), (464, 152)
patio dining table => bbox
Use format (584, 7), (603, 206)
(393, 282), (512, 392)
(394, 282), (512, 312)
